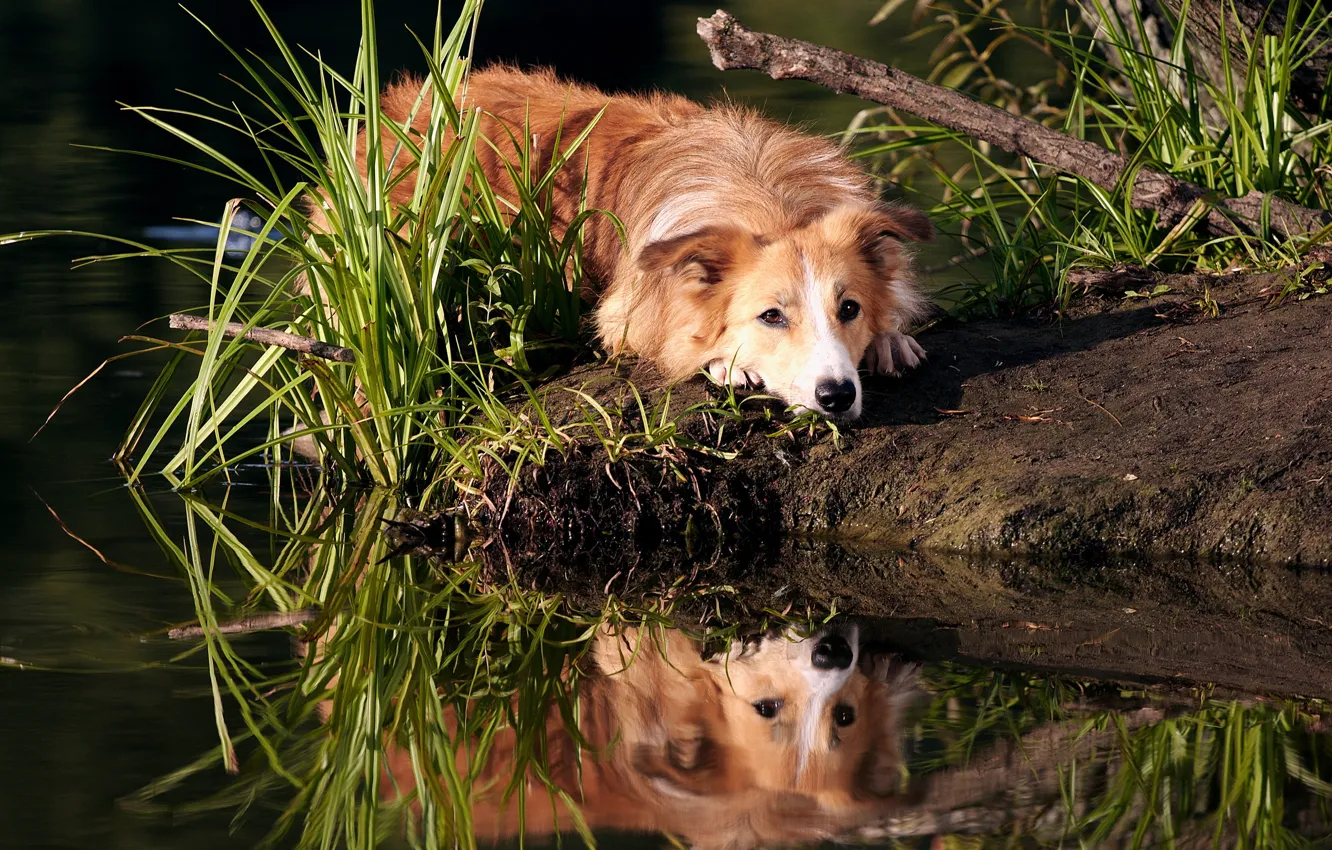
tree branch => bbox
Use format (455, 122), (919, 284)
(696, 10), (1330, 240)
(169, 314), (356, 363)
(167, 608), (320, 640)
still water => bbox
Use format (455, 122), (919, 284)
(2, 1), (1331, 848)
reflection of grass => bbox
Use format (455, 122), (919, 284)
(856, 0), (1332, 318)
(912, 662), (1080, 771)
(1070, 700), (1332, 849)
(122, 473), (1332, 849)
(908, 664), (1332, 848)
(124, 471), (822, 849)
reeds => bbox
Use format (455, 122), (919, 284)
(855, 0), (1332, 317)
(7, 0), (781, 500)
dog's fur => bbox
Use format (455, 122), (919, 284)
(310, 66), (933, 419)
(370, 625), (917, 849)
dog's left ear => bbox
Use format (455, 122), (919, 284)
(863, 203), (935, 244)
(853, 204), (934, 271)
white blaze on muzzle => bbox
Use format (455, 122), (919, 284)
(791, 624), (860, 777)
(797, 255), (861, 418)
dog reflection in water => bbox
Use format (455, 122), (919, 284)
(378, 623), (917, 848)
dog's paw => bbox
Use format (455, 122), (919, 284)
(706, 360), (764, 390)
(865, 331), (927, 376)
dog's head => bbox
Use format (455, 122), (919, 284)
(704, 624), (919, 807)
(637, 204), (932, 419)
(584, 623), (919, 848)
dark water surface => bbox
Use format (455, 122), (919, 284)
(3, 1), (1331, 848)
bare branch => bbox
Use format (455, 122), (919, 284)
(169, 314), (357, 363)
(696, 10), (1330, 240)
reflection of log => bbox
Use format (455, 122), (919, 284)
(167, 609), (319, 640)
(861, 707), (1164, 840)
(695, 10), (1331, 240)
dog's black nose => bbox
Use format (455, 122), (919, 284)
(811, 635), (853, 670)
(814, 379), (856, 414)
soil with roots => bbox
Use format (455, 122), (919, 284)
(480, 268), (1332, 568)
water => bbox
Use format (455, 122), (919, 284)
(2, 1), (1330, 848)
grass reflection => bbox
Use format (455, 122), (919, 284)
(123, 470), (1332, 849)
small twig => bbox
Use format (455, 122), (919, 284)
(697, 10), (1330, 240)
(168, 609), (320, 640)
(169, 314), (356, 363)
(1080, 394), (1123, 427)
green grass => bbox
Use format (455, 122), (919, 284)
(5, 0), (822, 503)
(857, 0), (1332, 318)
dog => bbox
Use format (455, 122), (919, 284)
(362, 623), (919, 848)
(313, 66), (933, 420)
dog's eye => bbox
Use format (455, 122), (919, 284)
(838, 299), (861, 322)
(758, 309), (786, 326)
(833, 703), (856, 727)
(752, 699), (783, 719)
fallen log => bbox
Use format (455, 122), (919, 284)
(695, 10), (1331, 240)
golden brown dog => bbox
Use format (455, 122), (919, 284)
(366, 624), (918, 849)
(314, 66), (933, 419)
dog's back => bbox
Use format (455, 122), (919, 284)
(338, 67), (874, 294)
(462, 66), (705, 290)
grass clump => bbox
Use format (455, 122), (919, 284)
(6, 0), (801, 503)
(857, 0), (1332, 317)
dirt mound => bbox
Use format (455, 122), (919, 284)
(481, 272), (1332, 567)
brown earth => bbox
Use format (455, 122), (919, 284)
(483, 269), (1332, 568)
(460, 270), (1332, 697)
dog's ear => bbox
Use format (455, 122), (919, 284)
(637, 225), (755, 284)
(632, 723), (734, 796)
(861, 203), (934, 245)
(851, 204), (933, 273)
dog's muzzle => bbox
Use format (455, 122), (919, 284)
(811, 633), (854, 670)
(814, 379), (857, 414)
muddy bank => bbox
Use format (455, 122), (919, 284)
(457, 527), (1332, 699)
(485, 271), (1332, 567)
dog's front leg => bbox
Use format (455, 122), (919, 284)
(864, 331), (927, 376)
(706, 359), (764, 390)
